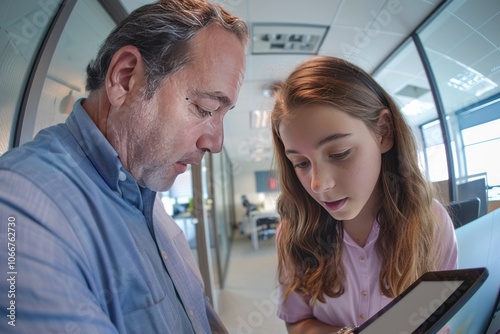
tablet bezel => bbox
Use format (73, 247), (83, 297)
(353, 267), (489, 334)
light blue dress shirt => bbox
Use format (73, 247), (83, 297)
(0, 99), (225, 333)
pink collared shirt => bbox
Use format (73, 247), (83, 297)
(277, 200), (458, 327)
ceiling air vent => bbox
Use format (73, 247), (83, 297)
(252, 24), (329, 55)
(395, 84), (429, 98)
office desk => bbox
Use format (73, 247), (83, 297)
(245, 211), (280, 250)
(489, 200), (500, 213)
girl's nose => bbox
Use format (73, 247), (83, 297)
(310, 165), (335, 194)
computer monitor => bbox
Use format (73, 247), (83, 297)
(457, 177), (488, 217)
(447, 197), (481, 228)
(445, 208), (500, 334)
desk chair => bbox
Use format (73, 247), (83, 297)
(447, 197), (481, 229)
(240, 195), (258, 234)
(241, 195), (280, 248)
(255, 216), (279, 240)
(241, 195), (258, 216)
(248, 211), (280, 249)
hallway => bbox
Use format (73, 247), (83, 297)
(217, 232), (287, 334)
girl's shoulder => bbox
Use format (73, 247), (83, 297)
(430, 198), (456, 240)
(431, 199), (459, 270)
(431, 198), (451, 223)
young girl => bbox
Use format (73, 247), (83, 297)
(270, 56), (458, 333)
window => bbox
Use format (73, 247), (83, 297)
(462, 117), (500, 199)
(32, 0), (115, 137)
(373, 40), (447, 182)
(0, 0), (62, 154)
(418, 0), (500, 202)
(418, 0), (500, 115)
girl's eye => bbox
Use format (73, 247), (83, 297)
(331, 149), (350, 160)
(293, 161), (310, 169)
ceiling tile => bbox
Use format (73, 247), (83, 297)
(319, 25), (405, 73)
(452, 0), (500, 30)
(452, 32), (496, 70)
(420, 11), (473, 55)
(477, 50), (500, 81)
(332, 0), (386, 28)
(478, 12), (500, 48)
(248, 0), (340, 25)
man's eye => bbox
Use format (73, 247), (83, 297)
(186, 97), (216, 117)
(196, 106), (214, 117)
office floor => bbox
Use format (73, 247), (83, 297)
(216, 231), (288, 334)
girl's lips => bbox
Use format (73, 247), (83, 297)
(324, 198), (347, 211)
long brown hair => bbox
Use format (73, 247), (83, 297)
(271, 56), (442, 305)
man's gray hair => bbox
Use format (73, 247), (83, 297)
(86, 0), (248, 98)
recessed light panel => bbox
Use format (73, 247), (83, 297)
(252, 24), (328, 55)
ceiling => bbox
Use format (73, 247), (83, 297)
(4, 0), (498, 176)
(117, 0), (498, 174)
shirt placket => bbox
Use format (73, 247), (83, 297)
(357, 248), (370, 323)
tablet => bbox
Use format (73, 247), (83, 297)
(353, 267), (489, 334)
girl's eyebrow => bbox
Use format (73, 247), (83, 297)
(316, 133), (351, 148)
(285, 148), (300, 155)
(285, 133), (351, 155)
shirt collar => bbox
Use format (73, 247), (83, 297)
(65, 98), (149, 211)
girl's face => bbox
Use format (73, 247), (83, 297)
(279, 104), (392, 223)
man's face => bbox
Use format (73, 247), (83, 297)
(114, 25), (246, 191)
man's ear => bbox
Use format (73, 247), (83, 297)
(106, 45), (144, 107)
(378, 108), (394, 154)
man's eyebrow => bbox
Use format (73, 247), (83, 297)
(284, 133), (351, 155)
(196, 91), (233, 109)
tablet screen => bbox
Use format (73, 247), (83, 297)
(358, 280), (463, 334)
(353, 268), (488, 334)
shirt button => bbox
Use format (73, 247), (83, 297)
(114, 191), (121, 197)
(359, 256), (365, 262)
(118, 171), (127, 181)
(161, 251), (168, 260)
(189, 309), (194, 316)
(360, 314), (366, 320)
(362, 291), (367, 297)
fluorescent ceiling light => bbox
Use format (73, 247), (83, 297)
(447, 66), (497, 97)
(401, 99), (434, 116)
(252, 24), (328, 55)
